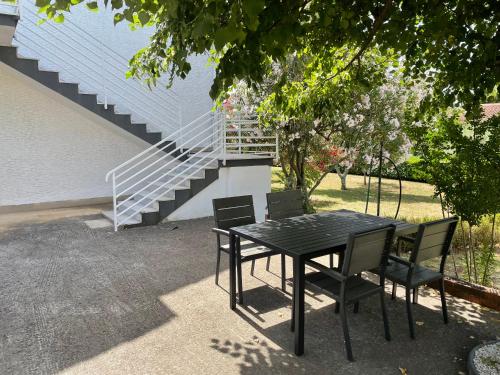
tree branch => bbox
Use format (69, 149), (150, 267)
(308, 170), (330, 197)
(321, 0), (393, 84)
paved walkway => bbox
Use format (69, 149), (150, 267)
(0, 212), (498, 374)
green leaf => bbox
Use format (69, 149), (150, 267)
(137, 11), (150, 26)
(113, 13), (124, 25)
(54, 13), (65, 23)
(192, 14), (214, 38)
(164, 0), (178, 18)
(86, 1), (98, 11)
(242, 0), (265, 31)
(123, 8), (134, 22)
(35, 0), (51, 7)
(110, 0), (122, 9)
(214, 24), (246, 50)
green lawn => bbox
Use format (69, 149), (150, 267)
(272, 168), (443, 222)
(272, 169), (499, 288)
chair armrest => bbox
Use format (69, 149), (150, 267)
(211, 228), (230, 237)
(388, 254), (412, 267)
(307, 260), (347, 282)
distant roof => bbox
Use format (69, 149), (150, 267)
(482, 103), (500, 119)
(460, 103), (500, 122)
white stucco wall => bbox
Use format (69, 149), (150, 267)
(0, 62), (152, 206)
(13, 0), (215, 134)
(167, 165), (272, 222)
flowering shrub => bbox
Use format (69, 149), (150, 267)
(221, 48), (419, 208)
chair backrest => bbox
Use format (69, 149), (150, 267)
(410, 217), (459, 264)
(212, 195), (256, 230)
(342, 225), (396, 277)
(266, 190), (304, 220)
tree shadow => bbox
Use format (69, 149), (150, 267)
(209, 278), (499, 374)
(209, 337), (308, 374)
(1, 214), (497, 374)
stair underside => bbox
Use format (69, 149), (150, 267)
(0, 45), (169, 149)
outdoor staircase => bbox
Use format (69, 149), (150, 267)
(102, 110), (225, 230)
(0, 1), (226, 230)
(0, 45), (227, 230)
(101, 160), (220, 228)
(0, 44), (225, 230)
(0, 1), (278, 230)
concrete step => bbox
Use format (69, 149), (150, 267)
(138, 183), (191, 202)
(133, 192), (173, 208)
(102, 210), (141, 226)
(185, 155), (219, 168)
(159, 166), (206, 180)
(118, 199), (159, 214)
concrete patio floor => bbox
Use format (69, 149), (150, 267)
(0, 211), (498, 374)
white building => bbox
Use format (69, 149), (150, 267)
(0, 1), (276, 229)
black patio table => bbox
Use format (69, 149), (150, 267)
(228, 209), (417, 356)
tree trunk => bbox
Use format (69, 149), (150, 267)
(439, 193), (446, 219)
(309, 170), (330, 197)
(340, 174), (347, 190)
(363, 171), (367, 186)
(335, 166), (349, 190)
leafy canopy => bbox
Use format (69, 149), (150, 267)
(36, 0), (499, 108)
(409, 111), (500, 225)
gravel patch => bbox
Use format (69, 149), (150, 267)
(472, 341), (500, 375)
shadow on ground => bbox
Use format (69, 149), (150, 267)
(0, 214), (497, 374)
(211, 283), (499, 374)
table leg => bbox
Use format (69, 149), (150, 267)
(293, 256), (305, 356)
(236, 236), (244, 305)
(229, 233), (236, 310)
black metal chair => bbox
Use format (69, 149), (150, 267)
(384, 216), (458, 339)
(212, 195), (284, 303)
(266, 190), (336, 271)
(303, 225), (396, 361)
(265, 190), (304, 291)
(266, 190), (305, 220)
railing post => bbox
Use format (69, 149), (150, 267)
(237, 123), (242, 154)
(112, 173), (118, 231)
(222, 114), (227, 166)
(275, 132), (279, 161)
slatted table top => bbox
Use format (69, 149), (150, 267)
(229, 209), (417, 258)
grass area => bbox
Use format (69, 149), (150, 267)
(272, 168), (499, 288)
(272, 168), (443, 221)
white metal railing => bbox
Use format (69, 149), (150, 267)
(224, 116), (279, 159)
(105, 111), (225, 230)
(13, 3), (180, 135)
(105, 111), (278, 230)
(0, 0), (19, 16)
